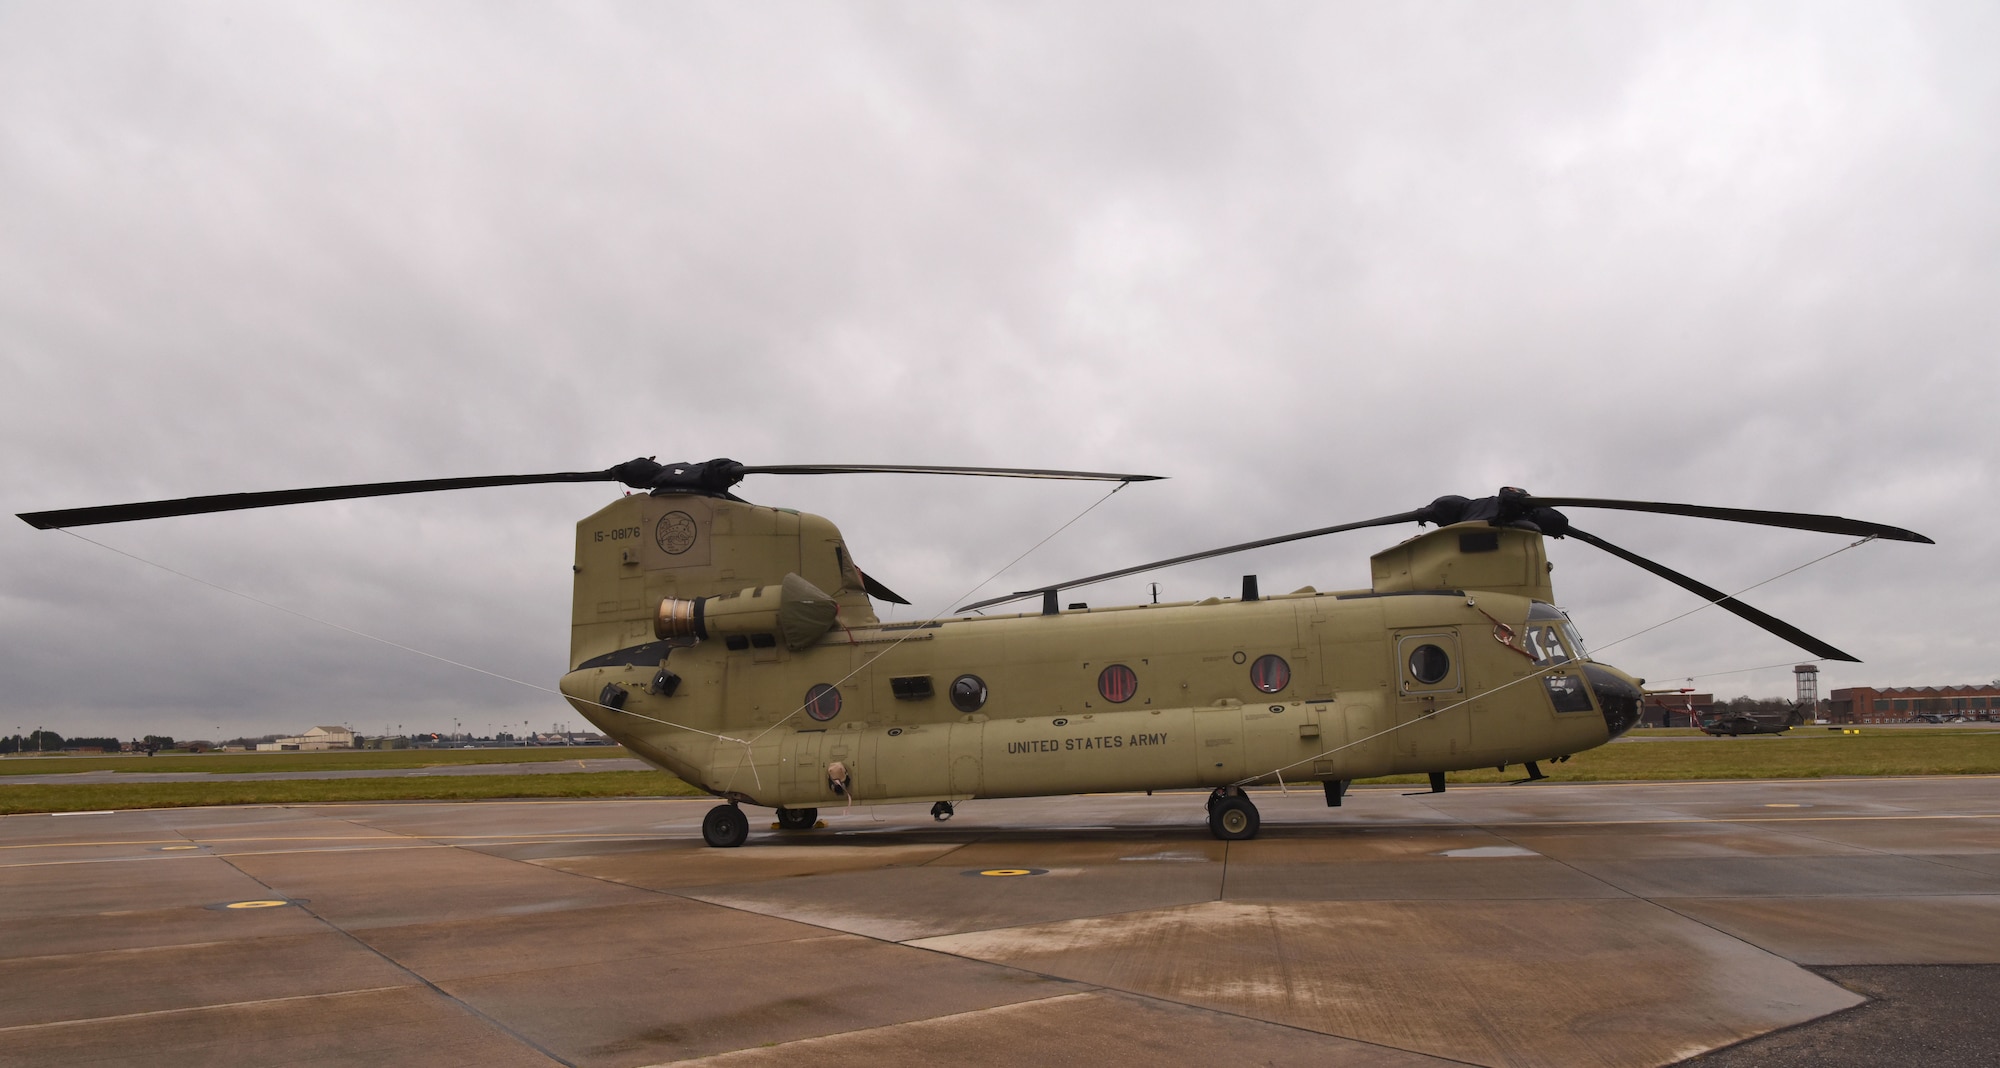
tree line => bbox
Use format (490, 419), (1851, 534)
(2, 732), (176, 754)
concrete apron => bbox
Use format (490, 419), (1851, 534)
(3, 777), (1998, 1067)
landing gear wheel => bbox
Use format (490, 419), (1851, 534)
(1208, 795), (1260, 841)
(930, 801), (955, 822)
(702, 803), (750, 848)
(775, 806), (818, 830)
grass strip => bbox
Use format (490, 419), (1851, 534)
(1360, 731), (2000, 784)
(7, 733), (1998, 815)
(0, 771), (705, 815)
(0, 746), (632, 776)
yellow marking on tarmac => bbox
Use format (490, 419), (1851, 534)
(224, 899), (290, 909)
(1765, 803), (1803, 808)
(981, 869), (1034, 877)
(160, 844), (201, 850)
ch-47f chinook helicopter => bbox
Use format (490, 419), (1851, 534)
(21, 458), (1930, 847)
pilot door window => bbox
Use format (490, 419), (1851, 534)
(1523, 602), (1588, 666)
(1396, 634), (1461, 696)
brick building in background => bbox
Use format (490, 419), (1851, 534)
(1829, 685), (2000, 724)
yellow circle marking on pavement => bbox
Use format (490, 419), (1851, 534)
(980, 869), (1034, 877)
(225, 900), (290, 909)
(1764, 803), (1803, 808)
(161, 845), (200, 851)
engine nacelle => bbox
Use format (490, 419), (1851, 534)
(655, 572), (838, 652)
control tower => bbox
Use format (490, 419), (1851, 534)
(1795, 664), (1821, 721)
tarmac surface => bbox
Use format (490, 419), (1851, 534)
(3, 776), (1997, 1067)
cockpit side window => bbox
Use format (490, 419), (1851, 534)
(1525, 602), (1588, 667)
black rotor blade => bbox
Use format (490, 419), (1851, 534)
(18, 470), (621, 530)
(958, 508), (1432, 613)
(20, 458), (1167, 531)
(742, 464), (1162, 482)
(1563, 525), (1860, 662)
(1524, 496), (1931, 544)
(859, 571), (912, 606)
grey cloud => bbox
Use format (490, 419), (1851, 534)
(3, 2), (1992, 740)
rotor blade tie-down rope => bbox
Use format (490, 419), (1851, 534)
(1469, 601), (1539, 662)
(1233, 536), (1881, 790)
(1589, 535), (1876, 657)
(55, 530), (750, 746)
(1674, 657), (1832, 685)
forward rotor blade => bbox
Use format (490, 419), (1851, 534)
(1524, 496), (1931, 544)
(1563, 525), (1859, 662)
(957, 508), (1432, 613)
(18, 470), (620, 529)
(741, 464), (1162, 482)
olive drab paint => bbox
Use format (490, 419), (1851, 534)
(557, 494), (1639, 818)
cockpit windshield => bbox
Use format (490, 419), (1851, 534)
(1523, 602), (1590, 666)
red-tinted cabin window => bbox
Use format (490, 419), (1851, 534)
(805, 683), (842, 722)
(1098, 663), (1138, 703)
(1250, 654), (1291, 694)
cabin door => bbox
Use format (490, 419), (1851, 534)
(1392, 630), (1472, 760)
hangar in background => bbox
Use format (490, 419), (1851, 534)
(1831, 685), (2000, 724)
(255, 725), (357, 751)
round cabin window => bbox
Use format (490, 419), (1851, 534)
(949, 674), (988, 713)
(804, 683), (842, 722)
(1409, 644), (1451, 685)
(1250, 654), (1291, 694)
(1097, 664), (1138, 703)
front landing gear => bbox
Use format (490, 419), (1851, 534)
(1206, 788), (1260, 841)
(702, 803), (749, 848)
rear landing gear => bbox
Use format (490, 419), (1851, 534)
(930, 801), (955, 822)
(702, 803), (749, 848)
(775, 806), (818, 830)
(1206, 788), (1260, 841)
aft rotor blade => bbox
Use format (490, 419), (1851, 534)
(1524, 496), (1931, 544)
(741, 464), (1163, 482)
(859, 571), (912, 606)
(18, 470), (620, 529)
(957, 508), (1432, 613)
(1563, 525), (1860, 662)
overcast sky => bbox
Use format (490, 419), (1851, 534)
(3, 1), (1994, 742)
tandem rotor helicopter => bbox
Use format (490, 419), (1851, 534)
(21, 458), (1930, 847)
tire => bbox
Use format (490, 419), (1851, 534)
(775, 806), (818, 830)
(702, 803), (750, 848)
(1207, 795), (1260, 841)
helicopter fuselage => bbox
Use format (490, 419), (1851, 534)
(557, 493), (1643, 810)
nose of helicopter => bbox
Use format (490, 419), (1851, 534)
(1582, 662), (1645, 738)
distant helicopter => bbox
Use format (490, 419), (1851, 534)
(1692, 706), (1804, 736)
(21, 459), (1931, 846)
